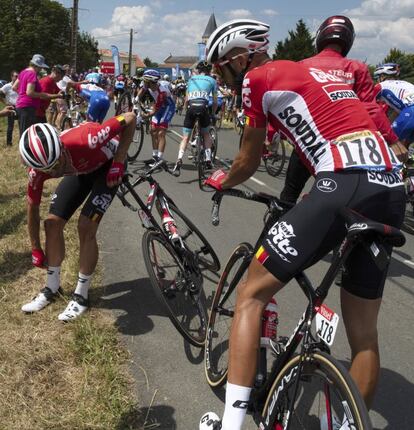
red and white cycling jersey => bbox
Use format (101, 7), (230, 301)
(147, 81), (175, 111)
(28, 116), (124, 205)
(300, 48), (398, 145)
(243, 60), (400, 175)
(300, 48), (375, 102)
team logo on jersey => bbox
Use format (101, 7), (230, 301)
(316, 178), (338, 192)
(91, 193), (113, 212)
(88, 126), (111, 149)
(367, 171), (403, 187)
(266, 221), (298, 263)
(322, 84), (358, 102)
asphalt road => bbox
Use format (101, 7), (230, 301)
(99, 113), (414, 430)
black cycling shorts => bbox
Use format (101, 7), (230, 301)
(258, 170), (406, 299)
(183, 100), (210, 131)
(49, 160), (118, 223)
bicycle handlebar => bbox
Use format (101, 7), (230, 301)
(211, 189), (291, 226)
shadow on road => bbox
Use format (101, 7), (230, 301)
(116, 404), (177, 430)
(372, 366), (414, 429)
(93, 277), (168, 336)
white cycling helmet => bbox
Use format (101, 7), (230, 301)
(163, 74), (170, 81)
(374, 63), (400, 78)
(143, 69), (161, 82)
(19, 123), (61, 170)
(205, 19), (270, 64)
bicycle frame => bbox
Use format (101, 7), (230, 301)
(210, 188), (398, 429)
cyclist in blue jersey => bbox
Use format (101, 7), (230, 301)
(114, 74), (126, 107)
(374, 63), (414, 143)
(172, 61), (217, 176)
(67, 73), (110, 123)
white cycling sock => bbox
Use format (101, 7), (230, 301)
(152, 149), (158, 158)
(158, 151), (164, 159)
(46, 266), (61, 293)
(222, 382), (252, 430)
(74, 272), (92, 299)
(178, 149), (185, 160)
(205, 148), (212, 161)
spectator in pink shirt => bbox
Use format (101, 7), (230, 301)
(13, 54), (63, 135)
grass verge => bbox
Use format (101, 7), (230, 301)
(0, 115), (141, 429)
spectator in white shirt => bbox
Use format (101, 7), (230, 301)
(0, 70), (19, 145)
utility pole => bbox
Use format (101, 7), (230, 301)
(128, 28), (133, 76)
(71, 0), (79, 72)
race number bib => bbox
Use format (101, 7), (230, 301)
(315, 304), (339, 346)
(188, 90), (208, 100)
(333, 130), (397, 170)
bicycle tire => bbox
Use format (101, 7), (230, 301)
(127, 122), (145, 162)
(168, 203), (220, 272)
(209, 126), (218, 163)
(261, 351), (372, 429)
(61, 117), (73, 130)
(198, 147), (207, 191)
(116, 91), (133, 115)
(142, 230), (207, 347)
(264, 139), (286, 177)
(205, 243), (253, 387)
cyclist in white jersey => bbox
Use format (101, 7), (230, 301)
(374, 63), (414, 142)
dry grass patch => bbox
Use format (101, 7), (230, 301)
(0, 123), (142, 429)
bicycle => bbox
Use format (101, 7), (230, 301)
(116, 90), (152, 162)
(116, 160), (220, 346)
(239, 130), (287, 177)
(189, 116), (218, 191)
(204, 188), (405, 429)
(61, 93), (86, 130)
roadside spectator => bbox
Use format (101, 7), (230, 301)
(0, 70), (18, 145)
(36, 65), (65, 123)
(13, 54), (62, 135)
(54, 64), (72, 128)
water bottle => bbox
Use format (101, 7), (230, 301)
(161, 210), (180, 242)
(262, 297), (279, 343)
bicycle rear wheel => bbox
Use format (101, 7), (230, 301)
(205, 243), (253, 387)
(209, 126), (218, 163)
(261, 351), (372, 429)
(264, 139), (286, 177)
(127, 122), (145, 162)
(142, 230), (207, 347)
(198, 146), (209, 191)
(168, 203), (220, 272)
(116, 91), (132, 115)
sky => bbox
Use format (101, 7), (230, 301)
(58, 0), (414, 65)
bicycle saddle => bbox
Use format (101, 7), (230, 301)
(339, 207), (405, 247)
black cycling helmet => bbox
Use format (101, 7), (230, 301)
(315, 15), (355, 57)
(196, 60), (212, 74)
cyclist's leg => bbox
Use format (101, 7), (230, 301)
(340, 290), (381, 409)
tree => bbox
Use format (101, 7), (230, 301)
(0, 0), (100, 78)
(143, 57), (159, 68)
(77, 32), (100, 72)
(382, 48), (414, 82)
(273, 19), (315, 61)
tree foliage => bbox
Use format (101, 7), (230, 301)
(77, 32), (100, 72)
(273, 19), (315, 61)
(0, 0), (99, 78)
(381, 48), (414, 83)
(143, 57), (159, 68)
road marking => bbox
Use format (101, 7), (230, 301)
(403, 259), (414, 267)
(168, 128), (277, 193)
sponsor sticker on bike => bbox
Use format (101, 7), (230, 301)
(315, 304), (339, 346)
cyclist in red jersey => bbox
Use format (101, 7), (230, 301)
(201, 19), (405, 430)
(19, 112), (136, 321)
(280, 15), (407, 205)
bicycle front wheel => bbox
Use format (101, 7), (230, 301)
(168, 203), (220, 272)
(264, 140), (286, 177)
(142, 230), (207, 347)
(205, 243), (253, 387)
(127, 122), (144, 162)
(261, 351), (372, 429)
(116, 91), (132, 115)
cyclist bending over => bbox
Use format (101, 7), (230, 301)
(200, 18), (405, 430)
(20, 112), (136, 320)
(172, 61), (217, 176)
